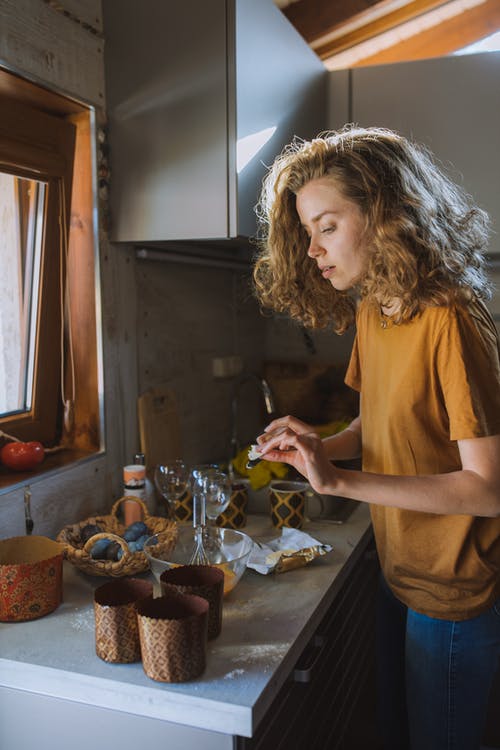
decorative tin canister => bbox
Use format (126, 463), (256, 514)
(0, 535), (63, 622)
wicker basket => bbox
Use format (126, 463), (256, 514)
(57, 497), (177, 577)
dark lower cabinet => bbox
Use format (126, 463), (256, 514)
(235, 534), (500, 750)
(236, 533), (382, 750)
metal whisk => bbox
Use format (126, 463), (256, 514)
(189, 485), (209, 565)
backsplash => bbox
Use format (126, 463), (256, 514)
(135, 254), (355, 467)
(136, 258), (267, 466)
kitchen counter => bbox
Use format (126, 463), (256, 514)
(0, 506), (372, 748)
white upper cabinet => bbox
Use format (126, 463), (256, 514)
(103, 0), (326, 243)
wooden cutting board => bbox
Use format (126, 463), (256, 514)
(137, 385), (182, 468)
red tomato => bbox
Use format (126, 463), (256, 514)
(0, 441), (45, 471)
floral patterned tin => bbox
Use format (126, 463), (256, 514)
(0, 535), (63, 622)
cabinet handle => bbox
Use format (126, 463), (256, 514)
(293, 635), (327, 683)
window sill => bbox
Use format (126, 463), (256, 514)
(0, 447), (105, 495)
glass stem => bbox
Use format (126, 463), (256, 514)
(206, 516), (222, 543)
(192, 492), (206, 528)
(165, 496), (175, 520)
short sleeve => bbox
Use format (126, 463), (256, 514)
(435, 303), (500, 441)
(345, 334), (361, 393)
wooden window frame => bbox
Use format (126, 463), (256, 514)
(0, 71), (102, 484)
(0, 97), (75, 445)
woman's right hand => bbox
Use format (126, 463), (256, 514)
(254, 415), (338, 495)
(255, 415), (319, 478)
(257, 415), (317, 446)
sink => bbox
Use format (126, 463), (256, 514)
(312, 495), (361, 524)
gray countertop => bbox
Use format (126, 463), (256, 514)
(0, 506), (372, 738)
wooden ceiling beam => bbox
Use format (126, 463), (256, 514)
(311, 0), (460, 58)
(281, 0), (452, 47)
(282, 0), (386, 44)
(321, 0), (500, 67)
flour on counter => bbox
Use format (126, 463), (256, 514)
(224, 669), (245, 679)
(231, 642), (288, 666)
(69, 608), (94, 631)
(223, 600), (267, 619)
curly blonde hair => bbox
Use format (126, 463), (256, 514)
(253, 125), (491, 333)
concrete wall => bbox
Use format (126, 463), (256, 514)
(135, 259), (267, 465)
(135, 257), (354, 466)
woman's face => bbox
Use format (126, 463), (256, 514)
(296, 176), (370, 291)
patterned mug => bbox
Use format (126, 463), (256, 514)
(217, 479), (249, 529)
(269, 480), (309, 529)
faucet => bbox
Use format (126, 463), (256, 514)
(229, 374), (276, 465)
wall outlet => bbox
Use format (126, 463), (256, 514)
(212, 355), (243, 379)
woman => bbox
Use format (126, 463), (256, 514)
(253, 125), (500, 750)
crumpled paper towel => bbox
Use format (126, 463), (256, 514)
(247, 528), (333, 575)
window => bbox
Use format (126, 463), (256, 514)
(0, 173), (44, 416)
(0, 71), (101, 479)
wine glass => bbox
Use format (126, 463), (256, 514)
(154, 460), (189, 519)
(190, 467), (231, 554)
(204, 471), (231, 530)
(195, 469), (231, 546)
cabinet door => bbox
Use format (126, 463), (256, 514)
(330, 52), (500, 325)
(103, 0), (229, 242)
(347, 52), (500, 257)
(236, 533), (380, 750)
(233, 0), (327, 238)
(0, 687), (233, 750)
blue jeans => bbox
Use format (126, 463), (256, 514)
(376, 574), (500, 750)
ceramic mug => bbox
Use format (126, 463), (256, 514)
(269, 480), (310, 529)
(217, 478), (249, 529)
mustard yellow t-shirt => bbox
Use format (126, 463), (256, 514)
(345, 298), (500, 619)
